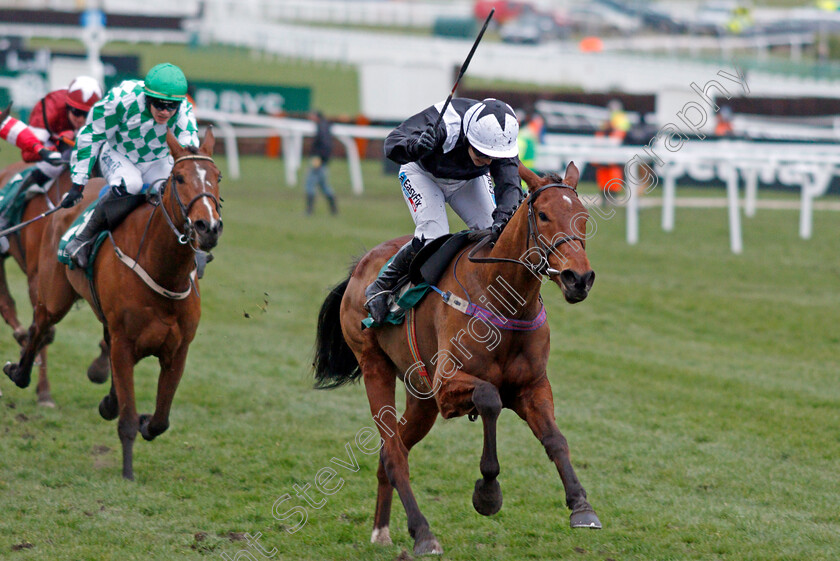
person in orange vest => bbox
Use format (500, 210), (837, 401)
(714, 105), (735, 137)
(594, 99), (630, 206)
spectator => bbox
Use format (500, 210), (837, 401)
(304, 111), (338, 215)
(594, 99), (630, 206)
(714, 105), (735, 137)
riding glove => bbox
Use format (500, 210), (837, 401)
(60, 183), (85, 209)
(411, 126), (437, 159)
(38, 148), (64, 167)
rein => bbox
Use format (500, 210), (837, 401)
(468, 183), (583, 277)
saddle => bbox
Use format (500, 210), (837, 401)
(409, 230), (473, 285)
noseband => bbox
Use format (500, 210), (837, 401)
(160, 154), (222, 247)
(468, 183), (584, 277)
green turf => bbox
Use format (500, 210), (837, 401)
(0, 141), (837, 561)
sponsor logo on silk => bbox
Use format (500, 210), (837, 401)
(400, 172), (423, 212)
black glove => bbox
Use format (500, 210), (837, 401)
(39, 148), (64, 167)
(60, 183), (84, 209)
(490, 208), (514, 239)
(411, 126), (437, 158)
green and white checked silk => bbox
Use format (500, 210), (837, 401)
(70, 80), (198, 186)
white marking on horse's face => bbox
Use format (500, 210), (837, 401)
(563, 195), (572, 206)
(193, 161), (219, 227)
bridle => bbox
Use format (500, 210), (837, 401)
(468, 183), (584, 277)
(159, 154), (222, 248)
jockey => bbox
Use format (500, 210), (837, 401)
(0, 76), (102, 236)
(364, 97), (523, 324)
(63, 63), (199, 269)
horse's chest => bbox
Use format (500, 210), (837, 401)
(124, 309), (189, 354)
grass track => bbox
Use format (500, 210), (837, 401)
(0, 145), (838, 560)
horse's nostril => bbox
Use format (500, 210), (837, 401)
(195, 220), (209, 233)
(582, 270), (595, 290)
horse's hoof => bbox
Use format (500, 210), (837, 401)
(138, 414), (161, 441)
(12, 328), (27, 346)
(4, 362), (29, 389)
(413, 528), (443, 556)
(472, 478), (503, 516)
(87, 358), (110, 384)
(37, 394), (56, 408)
(570, 509), (602, 529)
(99, 394), (118, 420)
(370, 526), (392, 545)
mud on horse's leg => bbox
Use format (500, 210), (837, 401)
(371, 392), (438, 547)
(362, 345), (442, 555)
(513, 378), (601, 529)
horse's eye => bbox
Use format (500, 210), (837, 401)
(538, 211), (548, 221)
(174, 174), (184, 184)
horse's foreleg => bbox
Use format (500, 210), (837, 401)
(437, 370), (504, 516)
(0, 258), (25, 342)
(3, 302), (55, 389)
(362, 346), (442, 555)
(513, 378), (601, 529)
(110, 337), (138, 480)
(139, 344), (188, 442)
(35, 347), (54, 407)
(371, 392), (438, 546)
(87, 338), (111, 384)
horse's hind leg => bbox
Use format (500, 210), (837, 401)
(362, 346), (442, 555)
(4, 302), (62, 389)
(138, 344), (188, 442)
(35, 347), (54, 407)
(513, 378), (601, 529)
(371, 392), (438, 546)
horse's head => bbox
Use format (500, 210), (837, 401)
(517, 161), (595, 303)
(165, 129), (223, 252)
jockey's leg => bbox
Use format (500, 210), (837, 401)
(448, 172), (496, 230)
(66, 146), (146, 269)
(364, 162), (448, 324)
(0, 167), (52, 253)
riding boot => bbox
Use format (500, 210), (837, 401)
(0, 169), (49, 254)
(327, 194), (338, 215)
(364, 237), (425, 325)
(66, 186), (145, 269)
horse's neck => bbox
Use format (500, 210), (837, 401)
(468, 214), (544, 319)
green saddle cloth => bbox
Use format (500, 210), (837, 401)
(0, 167), (36, 227)
(362, 256), (431, 330)
(57, 201), (110, 279)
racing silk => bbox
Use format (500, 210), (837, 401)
(0, 89), (73, 162)
(384, 98), (522, 216)
(70, 79), (198, 186)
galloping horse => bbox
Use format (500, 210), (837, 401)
(4, 129), (222, 480)
(315, 162), (599, 555)
(0, 158), (110, 406)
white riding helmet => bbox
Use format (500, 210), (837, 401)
(463, 98), (519, 159)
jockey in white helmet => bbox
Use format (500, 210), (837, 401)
(365, 98), (522, 325)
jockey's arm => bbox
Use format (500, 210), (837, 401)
(384, 106), (441, 164)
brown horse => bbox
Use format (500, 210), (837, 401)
(0, 163), (111, 406)
(4, 129), (222, 480)
(314, 162), (599, 555)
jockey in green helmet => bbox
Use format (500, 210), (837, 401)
(63, 63), (199, 270)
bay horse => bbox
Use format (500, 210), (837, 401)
(314, 162), (599, 555)
(0, 162), (111, 406)
(4, 129), (222, 480)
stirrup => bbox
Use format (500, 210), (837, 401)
(363, 290), (392, 311)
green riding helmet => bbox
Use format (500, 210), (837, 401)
(143, 63), (188, 101)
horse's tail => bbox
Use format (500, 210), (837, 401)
(313, 275), (361, 389)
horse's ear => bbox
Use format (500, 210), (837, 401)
(199, 126), (215, 156)
(563, 161), (580, 189)
(518, 161), (545, 193)
(166, 129), (185, 159)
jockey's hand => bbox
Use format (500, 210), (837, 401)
(38, 148), (64, 167)
(412, 126), (437, 158)
(490, 208), (513, 239)
(60, 184), (84, 209)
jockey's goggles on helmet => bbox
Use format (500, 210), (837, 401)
(148, 97), (180, 112)
(67, 106), (88, 118)
(469, 144), (494, 161)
